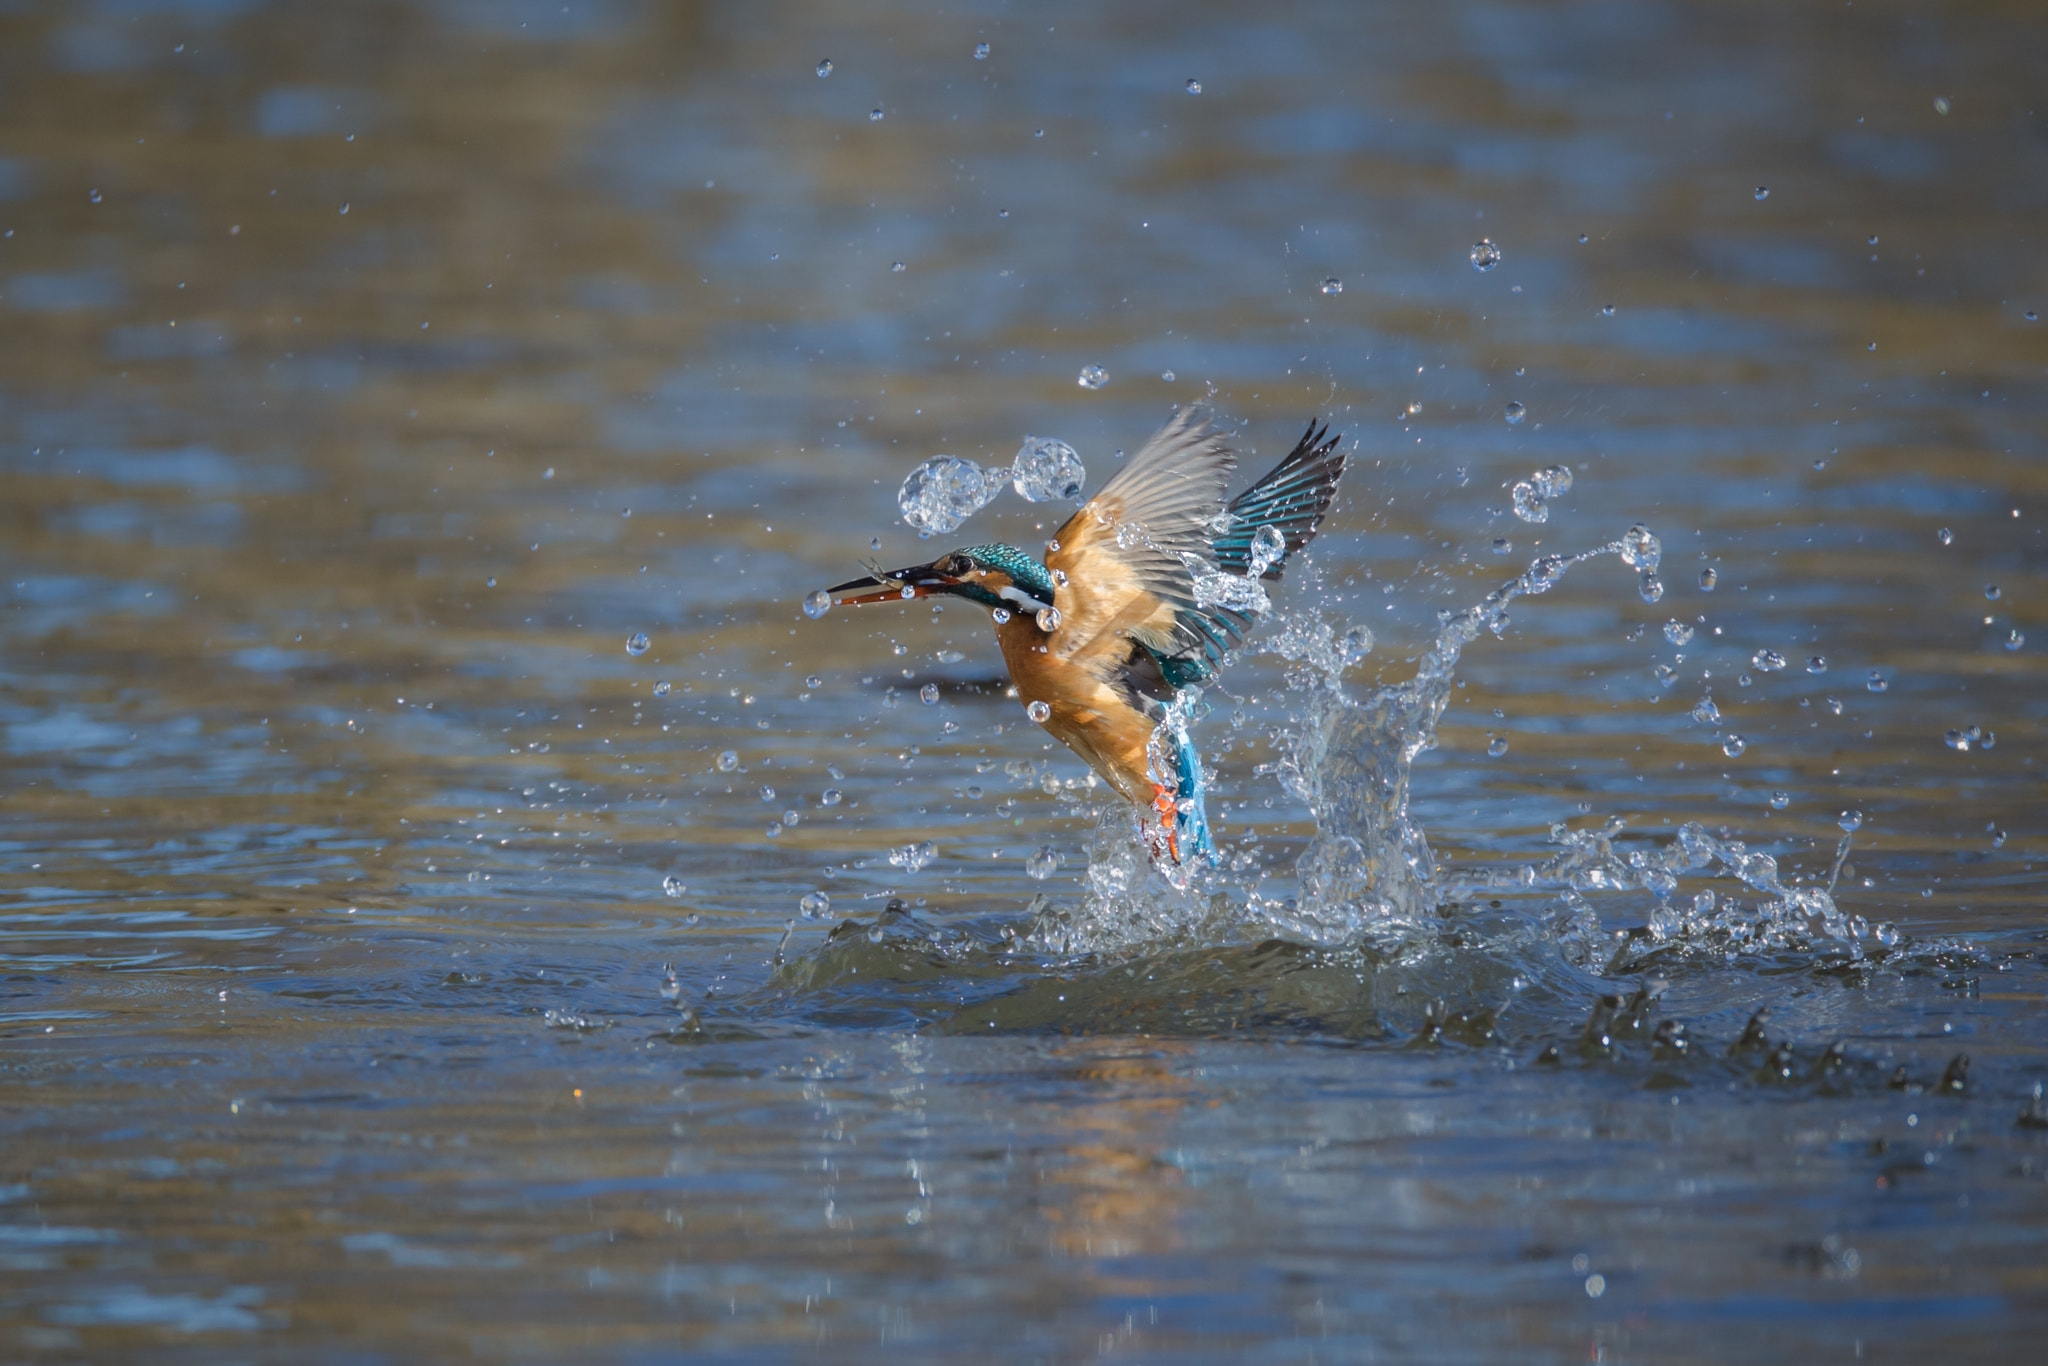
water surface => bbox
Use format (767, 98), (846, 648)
(3, 1), (2046, 1361)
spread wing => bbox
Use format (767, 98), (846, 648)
(1043, 406), (1239, 695)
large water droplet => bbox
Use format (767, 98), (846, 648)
(1026, 700), (1051, 723)
(1025, 845), (1062, 880)
(1486, 736), (1509, 757)
(1664, 621), (1695, 646)
(816, 58), (833, 77)
(1751, 648), (1786, 672)
(799, 891), (830, 919)
(802, 589), (831, 620)
(1722, 733), (1747, 757)
(1754, 186), (1770, 201)
(869, 107), (884, 121)
(1938, 527), (1953, 545)
(1510, 482), (1548, 524)
(1699, 567), (1718, 592)
(1076, 364), (1108, 390)
(973, 42), (989, 59)
(1249, 524), (1288, 576)
(1806, 655), (1827, 673)
(653, 680), (673, 697)
(1320, 277), (1343, 295)
(1984, 584), (2001, 601)
(1036, 606), (1062, 633)
(1185, 78), (1202, 94)
(1470, 238), (1501, 271)
(1619, 524), (1660, 571)
(820, 788), (844, 808)
(1011, 436), (1087, 501)
(888, 840), (937, 873)
(1338, 624), (1374, 666)
(1692, 693), (1721, 724)
(625, 632), (651, 656)
(1769, 791), (1790, 810)
(899, 455), (1002, 536)
(1504, 401), (1526, 425)
(1866, 671), (1888, 693)
(662, 875), (686, 898)
(716, 750), (739, 772)
(920, 683), (940, 705)
(1839, 810), (1864, 832)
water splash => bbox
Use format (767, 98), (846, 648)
(1024, 527), (1865, 965)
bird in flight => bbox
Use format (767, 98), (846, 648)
(826, 406), (1345, 864)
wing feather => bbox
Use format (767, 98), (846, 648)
(1043, 406), (1234, 669)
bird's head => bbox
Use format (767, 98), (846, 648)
(827, 543), (1058, 617)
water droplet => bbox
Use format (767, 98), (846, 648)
(1011, 435), (1087, 502)
(1825, 695), (1843, 715)
(1535, 464), (1574, 498)
(1025, 845), (1062, 880)
(1652, 663), (1678, 688)
(799, 890), (831, 919)
(782, 809), (800, 827)
(1338, 624), (1374, 666)
(1943, 727), (1972, 751)
(920, 683), (940, 705)
(2026, 310), (2040, 322)
(1664, 621), (1695, 646)
(973, 42), (990, 59)
(1618, 524), (1659, 570)
(1320, 277), (1343, 295)
(1992, 829), (2008, 848)
(991, 607), (1011, 624)
(1692, 693), (1721, 724)
(1938, 527), (1953, 545)
(1036, 606), (1062, 633)
(869, 107), (884, 121)
(1601, 304), (1616, 317)
(816, 58), (833, 77)
(1469, 238), (1501, 271)
(1933, 95), (1951, 114)
(1770, 791), (1790, 810)
(805, 674), (824, 689)
(888, 840), (937, 873)
(662, 875), (686, 898)
(625, 632), (651, 656)
(1806, 655), (1827, 673)
(1076, 364), (1108, 390)
(1034, 128), (1044, 138)
(889, 261), (907, 274)
(1874, 921), (1898, 947)
(88, 188), (102, 204)
(1026, 700), (1051, 723)
(1751, 648), (1786, 672)
(803, 588), (832, 619)
(1486, 735), (1509, 757)
(1722, 733), (1747, 757)
(1984, 584), (2001, 601)
(1839, 809), (1864, 832)
(652, 680), (673, 697)
(1504, 401), (1526, 425)
(1185, 78), (1202, 94)
(1578, 233), (1589, 244)
(1249, 524), (1288, 577)
(716, 750), (739, 772)
(339, 201), (349, 215)
(1491, 537), (1513, 555)
(1637, 572), (1664, 604)
(1754, 186), (1770, 201)
(485, 576), (497, 587)
(759, 785), (776, 803)
(1699, 567), (1718, 592)
(818, 788), (843, 808)
(899, 455), (1003, 536)
(1866, 671), (1888, 693)
(1510, 482), (1547, 524)
(1585, 1274), (1606, 1299)
(2006, 628), (2025, 652)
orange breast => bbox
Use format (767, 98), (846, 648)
(994, 614), (1156, 805)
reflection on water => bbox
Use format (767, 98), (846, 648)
(3, 0), (2046, 1359)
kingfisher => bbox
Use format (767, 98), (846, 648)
(825, 406), (1346, 864)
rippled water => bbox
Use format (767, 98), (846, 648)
(5, 1), (2046, 1360)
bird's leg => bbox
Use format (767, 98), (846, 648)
(1150, 784), (1181, 864)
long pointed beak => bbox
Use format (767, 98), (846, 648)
(826, 562), (957, 607)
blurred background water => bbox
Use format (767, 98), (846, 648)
(3, 0), (2046, 1361)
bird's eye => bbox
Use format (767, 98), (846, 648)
(942, 555), (971, 576)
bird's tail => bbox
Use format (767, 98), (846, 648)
(1148, 713), (1217, 866)
(1170, 726), (1216, 863)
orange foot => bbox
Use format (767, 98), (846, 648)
(1149, 784), (1181, 864)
